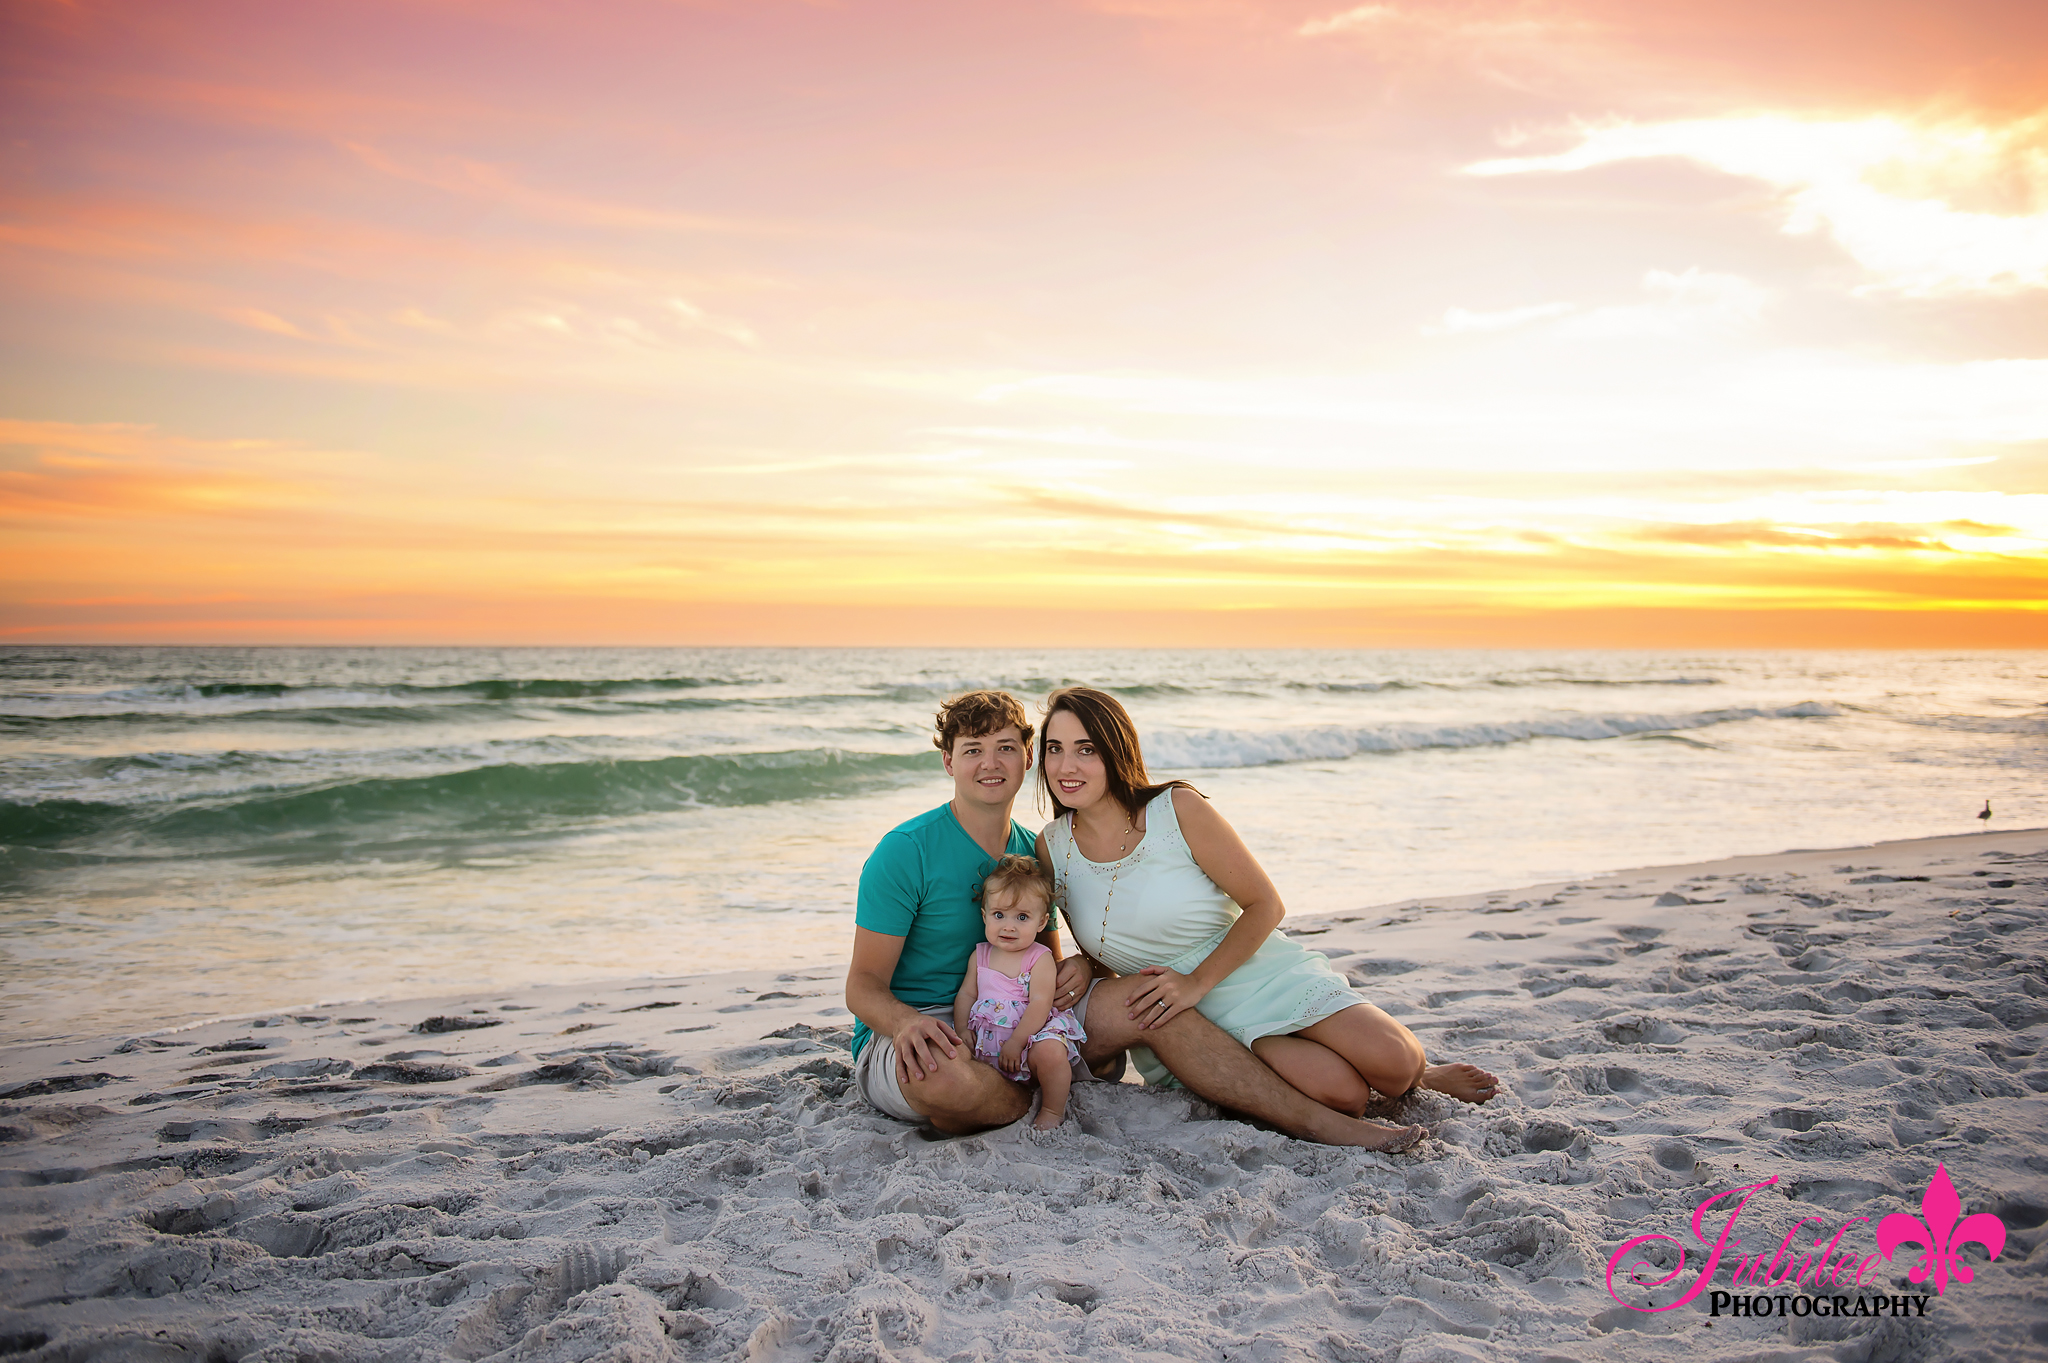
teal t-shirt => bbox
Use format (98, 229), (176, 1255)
(849, 803), (1047, 1060)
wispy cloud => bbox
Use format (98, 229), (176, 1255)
(973, 352), (2048, 470)
(339, 142), (802, 239)
(1468, 114), (2048, 296)
(1426, 301), (1575, 335)
(1297, 5), (1399, 38)
(1553, 268), (1769, 339)
(1633, 520), (1976, 552)
(0, 420), (331, 525)
(1432, 272), (1767, 341)
(1297, 3), (1594, 45)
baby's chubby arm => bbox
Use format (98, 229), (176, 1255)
(1015, 952), (1057, 1041)
(952, 949), (979, 1040)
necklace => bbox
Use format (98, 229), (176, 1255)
(1062, 807), (1136, 954)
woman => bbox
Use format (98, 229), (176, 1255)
(1035, 687), (1497, 1130)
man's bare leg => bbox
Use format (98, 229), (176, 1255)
(901, 1049), (1032, 1135)
(1080, 975), (1423, 1151)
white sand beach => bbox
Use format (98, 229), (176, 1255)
(3, 829), (2043, 1362)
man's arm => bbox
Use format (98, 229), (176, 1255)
(846, 926), (961, 1081)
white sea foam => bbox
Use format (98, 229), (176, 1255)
(1145, 703), (1841, 769)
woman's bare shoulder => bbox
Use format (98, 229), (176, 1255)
(1170, 784), (1222, 829)
(1171, 784), (1250, 850)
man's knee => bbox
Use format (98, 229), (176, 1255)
(903, 1052), (1019, 1127)
(1088, 1050), (1127, 1082)
(901, 1050), (983, 1106)
(1073, 1012), (1128, 1075)
(1079, 1024), (1127, 1063)
(1078, 976), (1155, 1049)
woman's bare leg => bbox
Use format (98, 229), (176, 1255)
(1079, 975), (1424, 1151)
(1251, 1034), (1374, 1116)
(1029, 1039), (1071, 1129)
(1297, 1004), (1500, 1104)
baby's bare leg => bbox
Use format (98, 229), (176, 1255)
(1029, 1039), (1072, 1129)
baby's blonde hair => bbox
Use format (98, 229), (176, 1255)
(981, 853), (1050, 918)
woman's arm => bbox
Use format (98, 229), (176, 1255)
(1038, 829), (1096, 1006)
(1125, 787), (1285, 1029)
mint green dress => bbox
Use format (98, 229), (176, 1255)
(1045, 790), (1365, 1088)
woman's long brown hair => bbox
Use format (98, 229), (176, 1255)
(1038, 686), (1200, 820)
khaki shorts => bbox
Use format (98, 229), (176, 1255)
(854, 992), (1106, 1123)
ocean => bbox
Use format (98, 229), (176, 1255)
(2, 647), (2041, 1043)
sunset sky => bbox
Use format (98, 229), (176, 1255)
(3, 0), (2045, 646)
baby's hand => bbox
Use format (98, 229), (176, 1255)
(998, 1038), (1025, 1075)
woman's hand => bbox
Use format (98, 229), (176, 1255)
(1052, 955), (1096, 1011)
(1126, 966), (1211, 1030)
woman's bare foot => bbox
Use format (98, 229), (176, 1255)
(1420, 1062), (1499, 1103)
(1337, 1118), (1426, 1152)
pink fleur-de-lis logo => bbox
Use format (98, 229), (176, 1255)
(1876, 1163), (2007, 1294)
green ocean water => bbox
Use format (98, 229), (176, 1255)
(3, 646), (2041, 1041)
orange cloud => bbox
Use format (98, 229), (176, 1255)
(1631, 520), (1976, 551)
(4, 591), (2040, 649)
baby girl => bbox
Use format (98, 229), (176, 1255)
(952, 853), (1087, 1129)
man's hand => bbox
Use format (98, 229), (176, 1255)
(1128, 966), (1212, 1030)
(1053, 955), (1094, 1011)
(892, 1013), (963, 1084)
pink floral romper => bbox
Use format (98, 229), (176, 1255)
(966, 942), (1088, 1081)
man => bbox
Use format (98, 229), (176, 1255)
(846, 689), (1071, 1131)
(846, 691), (1433, 1149)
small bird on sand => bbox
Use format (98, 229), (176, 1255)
(1978, 800), (1992, 824)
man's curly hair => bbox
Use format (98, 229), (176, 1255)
(933, 690), (1033, 753)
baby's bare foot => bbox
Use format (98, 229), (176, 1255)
(1032, 1109), (1065, 1131)
(1420, 1062), (1499, 1104)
